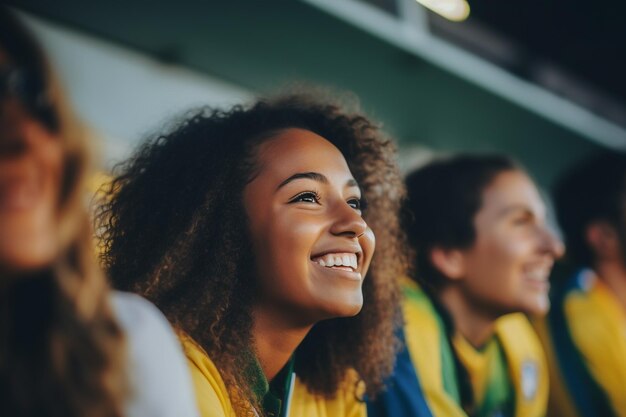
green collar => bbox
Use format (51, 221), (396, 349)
(245, 352), (295, 417)
(477, 337), (514, 417)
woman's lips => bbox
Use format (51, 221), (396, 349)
(311, 252), (358, 270)
(522, 263), (552, 291)
(310, 252), (363, 281)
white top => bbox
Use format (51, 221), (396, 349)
(111, 291), (199, 417)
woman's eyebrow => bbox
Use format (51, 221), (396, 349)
(277, 172), (328, 190)
(277, 172), (359, 190)
(496, 204), (542, 219)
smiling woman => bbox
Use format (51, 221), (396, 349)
(98, 93), (408, 416)
(368, 155), (564, 417)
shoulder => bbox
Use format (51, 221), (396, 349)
(560, 270), (626, 361)
(111, 291), (186, 359)
(290, 371), (366, 417)
(400, 278), (441, 354)
(496, 313), (546, 368)
(496, 314), (548, 417)
(110, 291), (199, 417)
(496, 313), (539, 339)
(178, 332), (235, 417)
(399, 289), (464, 417)
(111, 291), (169, 331)
(563, 269), (617, 324)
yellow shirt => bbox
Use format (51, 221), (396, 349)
(179, 332), (366, 417)
(535, 269), (626, 417)
(566, 275), (626, 416)
(401, 278), (548, 417)
(532, 317), (580, 417)
(452, 334), (512, 415)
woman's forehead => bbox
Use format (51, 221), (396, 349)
(246, 128), (355, 191)
(479, 170), (545, 218)
(257, 128), (348, 167)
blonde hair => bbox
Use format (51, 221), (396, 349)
(0, 8), (127, 417)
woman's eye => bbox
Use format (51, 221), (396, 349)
(512, 216), (531, 226)
(289, 191), (321, 204)
(347, 198), (362, 210)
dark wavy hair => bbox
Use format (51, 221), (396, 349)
(553, 151), (626, 267)
(98, 92), (407, 413)
(403, 154), (518, 289)
(0, 8), (126, 417)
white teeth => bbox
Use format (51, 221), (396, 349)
(525, 268), (549, 281)
(312, 252), (358, 270)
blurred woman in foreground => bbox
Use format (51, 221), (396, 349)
(0, 8), (198, 417)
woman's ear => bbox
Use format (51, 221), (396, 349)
(430, 247), (466, 281)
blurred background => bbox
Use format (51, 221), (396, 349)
(8, 0), (626, 189)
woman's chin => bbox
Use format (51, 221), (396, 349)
(0, 239), (57, 274)
(320, 296), (364, 320)
(522, 294), (551, 317)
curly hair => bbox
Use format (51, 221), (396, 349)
(98, 92), (408, 413)
(0, 8), (126, 417)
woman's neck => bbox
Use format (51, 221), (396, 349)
(596, 260), (626, 312)
(438, 287), (496, 349)
(251, 306), (313, 381)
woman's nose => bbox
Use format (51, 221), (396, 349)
(330, 202), (368, 238)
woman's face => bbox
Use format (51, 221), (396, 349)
(243, 128), (375, 325)
(456, 170), (564, 316)
(0, 50), (63, 272)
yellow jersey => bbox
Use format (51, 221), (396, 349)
(368, 278), (548, 417)
(178, 332), (366, 417)
(535, 268), (626, 417)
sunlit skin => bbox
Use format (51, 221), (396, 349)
(0, 50), (63, 274)
(437, 170), (564, 347)
(243, 128), (375, 380)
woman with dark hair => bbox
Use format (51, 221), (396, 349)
(536, 151), (626, 417)
(98, 93), (408, 416)
(0, 8), (198, 417)
(368, 155), (563, 417)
